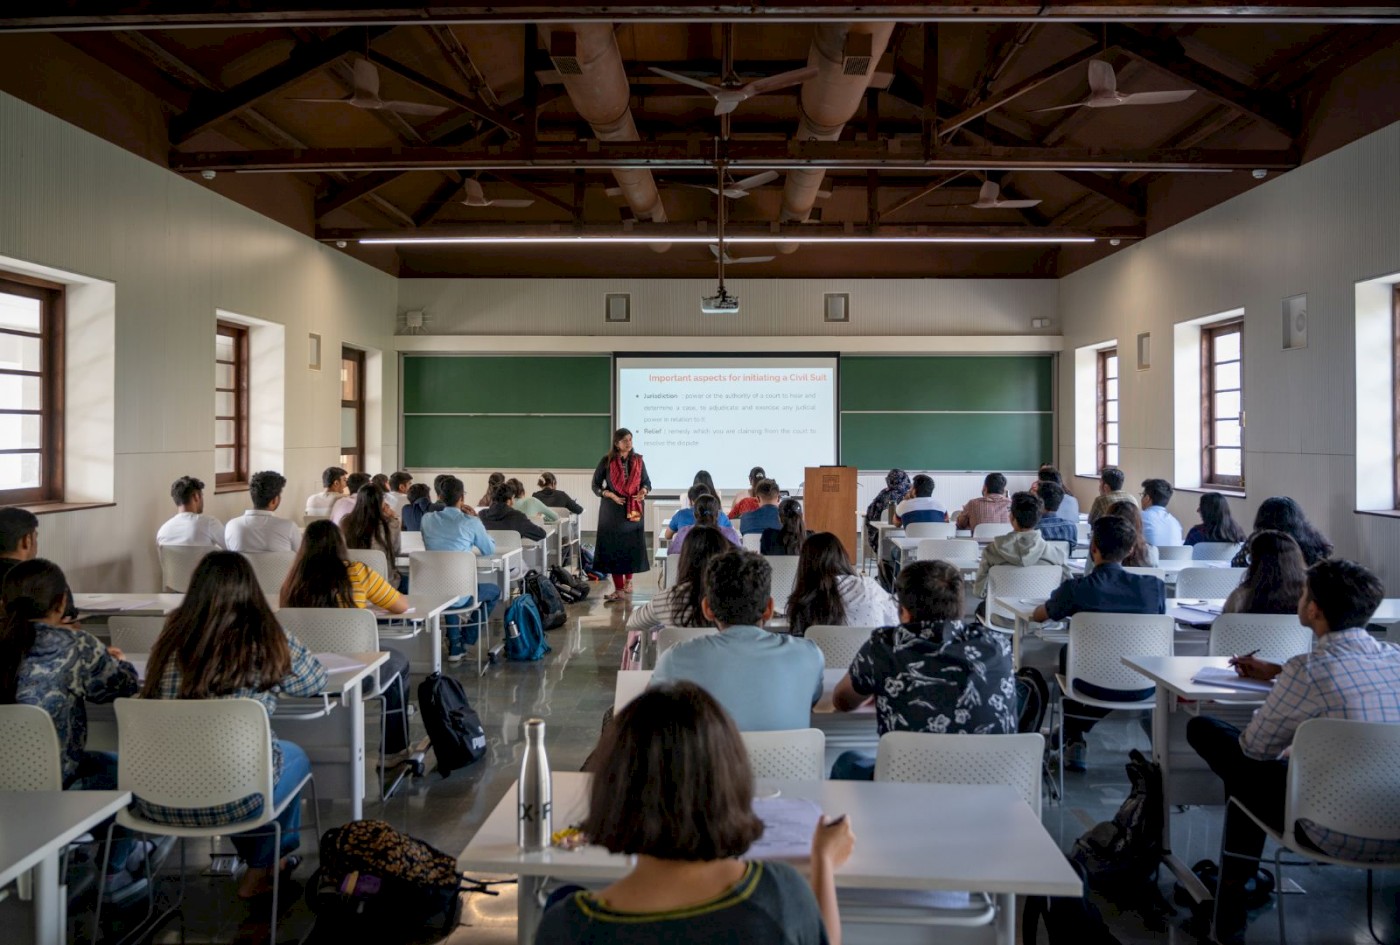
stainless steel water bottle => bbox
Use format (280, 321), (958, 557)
(518, 718), (552, 850)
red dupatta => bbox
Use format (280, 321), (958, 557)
(608, 452), (645, 522)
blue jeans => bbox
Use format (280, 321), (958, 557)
(71, 751), (136, 869)
(230, 740), (310, 869)
(445, 584), (501, 648)
(830, 750), (877, 781)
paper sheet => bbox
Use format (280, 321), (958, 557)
(312, 652), (369, 673)
(1170, 605), (1222, 623)
(747, 796), (823, 860)
(1191, 666), (1274, 693)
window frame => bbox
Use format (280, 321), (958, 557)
(0, 274), (64, 505)
(214, 321), (249, 488)
(1096, 347), (1119, 472)
(1201, 318), (1244, 489)
(1393, 287), (1400, 509)
(340, 346), (366, 474)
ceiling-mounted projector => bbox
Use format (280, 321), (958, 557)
(701, 286), (740, 315)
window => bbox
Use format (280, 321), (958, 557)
(340, 347), (365, 474)
(1202, 319), (1243, 487)
(1394, 287), (1400, 508)
(0, 276), (63, 504)
(1096, 347), (1119, 470)
(215, 322), (249, 486)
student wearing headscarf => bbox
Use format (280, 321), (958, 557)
(864, 468), (912, 554)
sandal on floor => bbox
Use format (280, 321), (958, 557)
(604, 591), (626, 603)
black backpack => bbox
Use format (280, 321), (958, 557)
(1070, 749), (1164, 891)
(1022, 859), (1123, 945)
(550, 564), (591, 600)
(1015, 666), (1050, 735)
(524, 569), (567, 630)
(416, 673), (486, 777)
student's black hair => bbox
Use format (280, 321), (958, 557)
(281, 520), (355, 608)
(1100, 466), (1126, 491)
(671, 528), (730, 628)
(1196, 492), (1247, 543)
(389, 471), (413, 491)
(346, 472), (371, 494)
(1234, 531), (1307, 614)
(1141, 478), (1174, 507)
(0, 559), (72, 703)
(1305, 558), (1384, 631)
(1010, 491), (1043, 529)
(439, 476), (466, 507)
(773, 498), (806, 555)
(895, 560), (963, 623)
(748, 466), (766, 496)
(692, 493), (721, 528)
(341, 484), (395, 559)
(1037, 465), (1064, 485)
(0, 508), (39, 554)
(170, 476), (205, 506)
(248, 470), (287, 510)
(692, 470), (718, 500)
(911, 474), (935, 498)
(755, 479), (781, 501)
(487, 472), (505, 489)
(538, 472), (558, 489)
(786, 532), (855, 636)
(432, 474), (450, 499)
(1090, 515), (1136, 563)
(1252, 497), (1333, 565)
(407, 483), (430, 503)
(984, 472), (1007, 495)
(371, 473), (390, 492)
(503, 478), (524, 499)
(491, 482), (515, 504)
(1038, 481), (1065, 513)
(1108, 500), (1153, 567)
(702, 550), (771, 627)
(321, 466), (348, 489)
(686, 483), (710, 506)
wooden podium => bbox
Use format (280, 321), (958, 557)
(803, 466), (859, 561)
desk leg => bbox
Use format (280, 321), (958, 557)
(995, 892), (1014, 945)
(428, 613), (442, 675)
(517, 875), (544, 945)
(1153, 688), (1212, 902)
(344, 687), (367, 821)
(1012, 614), (1026, 669)
(33, 853), (60, 945)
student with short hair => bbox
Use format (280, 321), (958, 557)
(477, 472), (505, 508)
(665, 483), (733, 538)
(340, 483), (404, 589)
(955, 472), (1012, 531)
(668, 495), (742, 553)
(893, 474), (946, 526)
(505, 477), (559, 522)
(225, 471), (302, 553)
(1184, 492), (1247, 547)
(305, 466), (348, 519)
(384, 471), (414, 515)
(400, 483), (433, 532)
(1232, 496), (1333, 567)
(0, 507), (41, 584)
(761, 497), (809, 555)
(727, 466), (767, 520)
(533, 472), (585, 515)
(1087, 466), (1137, 523)
(421, 476), (500, 661)
(156, 476), (226, 549)
(538, 682), (852, 945)
(650, 551), (824, 732)
(738, 479), (783, 535)
(1139, 478), (1184, 546)
(972, 491), (1069, 601)
(786, 533), (899, 638)
(1035, 465), (1080, 523)
(330, 472), (372, 525)
(480, 482), (548, 541)
(1221, 530), (1306, 615)
(829, 560), (1016, 780)
(1034, 481), (1078, 551)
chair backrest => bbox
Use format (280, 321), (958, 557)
(657, 626), (718, 655)
(986, 564), (1065, 622)
(1192, 541), (1242, 561)
(741, 729), (826, 781)
(0, 705), (63, 789)
(1155, 545), (1192, 561)
(399, 531), (424, 554)
(408, 550), (478, 601)
(806, 625), (876, 669)
(916, 539), (980, 565)
(243, 551), (297, 597)
(973, 523), (1014, 539)
(1285, 718), (1400, 849)
(108, 616), (167, 655)
(346, 548), (389, 580)
(905, 522), (955, 540)
(1124, 567), (1169, 582)
(1208, 613), (1315, 662)
(1066, 612), (1174, 697)
(487, 531), (523, 555)
(115, 698), (274, 820)
(275, 607), (379, 654)
(663, 554), (681, 589)
(741, 532), (763, 551)
(1076, 522), (1091, 545)
(874, 731), (1046, 816)
(1176, 567), (1246, 600)
(765, 555), (800, 614)
(158, 544), (211, 592)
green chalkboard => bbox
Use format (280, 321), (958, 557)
(840, 356), (1052, 412)
(841, 413), (1053, 471)
(402, 356), (610, 415)
(403, 416), (612, 469)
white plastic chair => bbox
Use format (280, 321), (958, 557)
(243, 551), (297, 598)
(742, 533), (762, 551)
(1176, 567), (1246, 600)
(741, 729), (826, 781)
(806, 626), (876, 669)
(399, 531), (424, 554)
(487, 530), (525, 596)
(346, 548), (389, 581)
(765, 555), (800, 614)
(984, 564), (1064, 629)
(0, 706), (65, 908)
(108, 616), (167, 655)
(1155, 545), (1192, 561)
(407, 551), (488, 676)
(656, 626), (717, 656)
(916, 538), (981, 569)
(973, 523), (1014, 539)
(1193, 541), (1243, 561)
(157, 544), (211, 592)
(905, 522), (955, 540)
(95, 698), (322, 945)
(875, 731), (1046, 817)
(1207, 613), (1314, 663)
(1124, 566), (1170, 582)
(1218, 718), (1400, 945)
(662, 554), (681, 590)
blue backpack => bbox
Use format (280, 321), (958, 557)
(502, 594), (551, 662)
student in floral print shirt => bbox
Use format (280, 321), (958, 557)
(829, 559), (1016, 780)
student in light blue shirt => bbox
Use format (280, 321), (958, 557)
(1139, 478), (1184, 547)
(664, 483), (731, 539)
(420, 476), (499, 661)
(651, 551), (823, 732)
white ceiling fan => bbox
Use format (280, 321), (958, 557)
(709, 244), (775, 265)
(460, 178), (535, 209)
(647, 65), (819, 116)
(288, 58), (449, 117)
(607, 171), (829, 200)
(966, 180), (1042, 210)
(1033, 60), (1195, 113)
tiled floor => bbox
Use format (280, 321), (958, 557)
(13, 573), (1397, 944)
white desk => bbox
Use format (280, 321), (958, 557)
(72, 593), (185, 617)
(0, 790), (131, 945)
(458, 772), (1081, 945)
(374, 595), (456, 676)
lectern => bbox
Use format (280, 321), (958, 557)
(803, 466), (859, 561)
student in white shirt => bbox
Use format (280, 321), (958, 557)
(786, 532), (899, 637)
(305, 466), (347, 519)
(892, 474), (946, 525)
(155, 476), (225, 549)
(384, 471), (413, 515)
(225, 471), (302, 553)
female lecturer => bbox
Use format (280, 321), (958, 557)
(592, 428), (651, 602)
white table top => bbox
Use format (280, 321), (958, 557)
(371, 595), (456, 623)
(1121, 655), (1270, 702)
(0, 790), (132, 887)
(125, 651), (388, 699)
(617, 667), (866, 718)
(1066, 558), (1230, 574)
(458, 773), (1081, 897)
(73, 593), (186, 615)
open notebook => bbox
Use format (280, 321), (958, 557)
(1190, 666), (1274, 693)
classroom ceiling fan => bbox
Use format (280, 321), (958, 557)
(1032, 59), (1195, 113)
(606, 171), (829, 200)
(709, 244), (775, 266)
(964, 180), (1043, 210)
(288, 58), (449, 117)
(460, 178), (535, 209)
(647, 65), (818, 116)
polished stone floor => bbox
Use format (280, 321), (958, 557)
(13, 568), (1397, 944)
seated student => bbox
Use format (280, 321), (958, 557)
(622, 527), (729, 669)
(1034, 481), (1078, 551)
(1034, 465), (1080, 523)
(1184, 491), (1247, 547)
(533, 472), (584, 515)
(786, 533), (899, 638)
(1188, 559), (1400, 943)
(280, 520), (412, 761)
(477, 472), (505, 509)
(142, 552), (328, 899)
(727, 466), (766, 520)
(305, 466), (347, 519)
(480, 483), (548, 542)
(1221, 530), (1305, 615)
(761, 498), (809, 556)
(668, 495), (742, 553)
(738, 479), (783, 535)
(650, 551), (824, 732)
(0, 507), (40, 584)
(1087, 465), (1137, 523)
(1139, 478), (1184, 546)
(1031, 517), (1166, 772)
(892, 474), (946, 525)
(156, 476), (226, 549)
(420, 476), (500, 662)
(830, 560), (1016, 780)
(955, 473), (1012, 531)
(330, 472), (371, 526)
(371, 473), (390, 494)
(399, 483), (433, 532)
(972, 491), (1070, 602)
(684, 469), (720, 507)
(340, 483), (404, 590)
(1083, 501), (1159, 572)
(225, 471), (302, 553)
(863, 469), (911, 555)
(505, 478), (559, 523)
(1232, 496), (1333, 567)
(384, 471), (413, 515)
(665, 484), (733, 539)
(539, 682), (852, 945)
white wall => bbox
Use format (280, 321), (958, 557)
(0, 91), (398, 592)
(1058, 119), (1400, 588)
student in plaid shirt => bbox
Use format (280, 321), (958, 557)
(141, 552), (327, 900)
(1188, 558), (1400, 942)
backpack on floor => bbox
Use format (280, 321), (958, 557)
(550, 564), (591, 600)
(523, 569), (567, 631)
(416, 672), (487, 778)
(1070, 749), (1164, 892)
(503, 594), (551, 661)
(1015, 666), (1051, 735)
(581, 545), (608, 581)
(1021, 859), (1123, 945)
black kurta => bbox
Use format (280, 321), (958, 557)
(591, 453), (652, 575)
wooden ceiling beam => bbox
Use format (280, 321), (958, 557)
(939, 45), (1103, 139)
(365, 49), (523, 137)
(319, 221), (1146, 241)
(413, 178), (466, 227)
(483, 171), (576, 216)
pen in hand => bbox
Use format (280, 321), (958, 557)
(1228, 648), (1260, 666)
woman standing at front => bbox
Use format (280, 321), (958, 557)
(593, 428), (651, 602)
